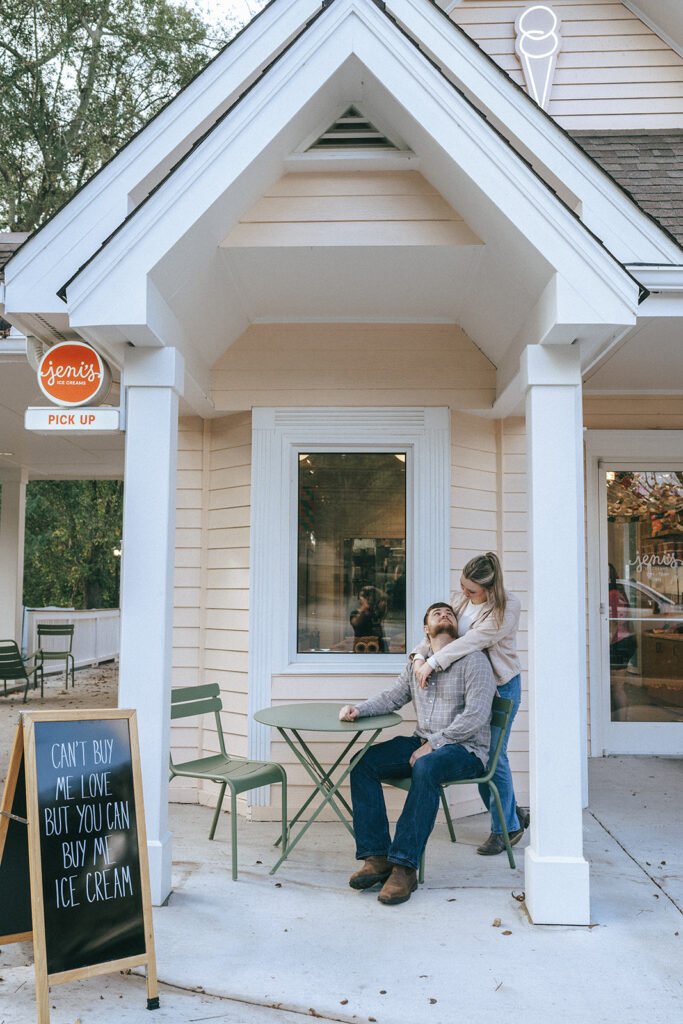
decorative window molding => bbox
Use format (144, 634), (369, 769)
(514, 5), (562, 111)
(248, 407), (450, 763)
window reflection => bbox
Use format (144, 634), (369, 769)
(297, 453), (406, 654)
(606, 471), (683, 722)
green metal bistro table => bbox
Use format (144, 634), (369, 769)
(253, 702), (402, 874)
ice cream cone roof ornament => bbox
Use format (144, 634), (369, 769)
(514, 4), (562, 111)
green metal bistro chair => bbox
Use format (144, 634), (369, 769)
(0, 640), (41, 701)
(35, 622), (75, 688)
(386, 696), (516, 881)
(169, 683), (288, 880)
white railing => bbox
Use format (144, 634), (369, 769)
(22, 607), (120, 673)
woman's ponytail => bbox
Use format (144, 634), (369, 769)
(461, 551), (507, 623)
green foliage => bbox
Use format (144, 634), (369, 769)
(23, 479), (123, 609)
(0, 0), (239, 231)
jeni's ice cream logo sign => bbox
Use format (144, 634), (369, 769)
(37, 342), (111, 407)
(515, 5), (562, 112)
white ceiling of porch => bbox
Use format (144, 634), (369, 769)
(584, 317), (683, 392)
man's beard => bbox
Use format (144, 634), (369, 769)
(429, 623), (457, 640)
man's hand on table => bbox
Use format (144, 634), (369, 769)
(409, 740), (433, 767)
(339, 704), (360, 722)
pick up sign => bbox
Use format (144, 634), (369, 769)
(25, 407), (120, 432)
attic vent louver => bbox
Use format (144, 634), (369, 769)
(308, 107), (398, 150)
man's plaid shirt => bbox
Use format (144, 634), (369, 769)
(355, 650), (497, 767)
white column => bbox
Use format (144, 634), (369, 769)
(522, 346), (590, 925)
(0, 471), (27, 643)
(119, 348), (184, 906)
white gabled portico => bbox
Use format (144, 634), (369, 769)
(4, 0), (680, 922)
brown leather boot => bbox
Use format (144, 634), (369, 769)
(349, 855), (392, 890)
(377, 864), (418, 905)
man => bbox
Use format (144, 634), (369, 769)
(339, 602), (497, 906)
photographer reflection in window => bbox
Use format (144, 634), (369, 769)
(351, 585), (387, 653)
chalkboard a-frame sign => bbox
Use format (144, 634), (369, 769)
(0, 709), (159, 1023)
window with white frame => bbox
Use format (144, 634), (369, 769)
(249, 408), (450, 683)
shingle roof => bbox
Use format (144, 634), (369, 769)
(0, 232), (29, 272)
(569, 131), (683, 248)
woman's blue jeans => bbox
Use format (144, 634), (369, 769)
(350, 735), (483, 871)
(478, 674), (521, 834)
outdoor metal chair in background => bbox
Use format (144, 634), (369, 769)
(169, 683), (288, 880)
(0, 640), (41, 701)
(35, 622), (75, 689)
(385, 696), (516, 881)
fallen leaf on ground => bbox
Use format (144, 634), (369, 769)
(492, 918), (501, 927)
(429, 998), (437, 1004)
(340, 999), (348, 1005)
(502, 930), (512, 936)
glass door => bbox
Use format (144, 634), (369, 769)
(600, 468), (683, 752)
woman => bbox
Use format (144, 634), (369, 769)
(411, 552), (527, 855)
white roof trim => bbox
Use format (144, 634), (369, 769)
(61, 0), (639, 332)
(623, 2), (683, 61)
(625, 264), (683, 291)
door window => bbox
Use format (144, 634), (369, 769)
(606, 471), (683, 723)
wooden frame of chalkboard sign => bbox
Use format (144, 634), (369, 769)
(0, 708), (159, 1023)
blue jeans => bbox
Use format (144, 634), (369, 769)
(350, 735), (484, 871)
(478, 674), (521, 834)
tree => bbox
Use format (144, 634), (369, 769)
(0, 0), (239, 231)
(23, 479), (123, 608)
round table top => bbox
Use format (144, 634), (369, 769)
(253, 701), (402, 733)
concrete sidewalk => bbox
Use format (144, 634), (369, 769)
(2, 757), (681, 1024)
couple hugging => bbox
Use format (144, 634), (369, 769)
(339, 552), (528, 906)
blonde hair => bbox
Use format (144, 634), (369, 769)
(461, 552), (506, 623)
